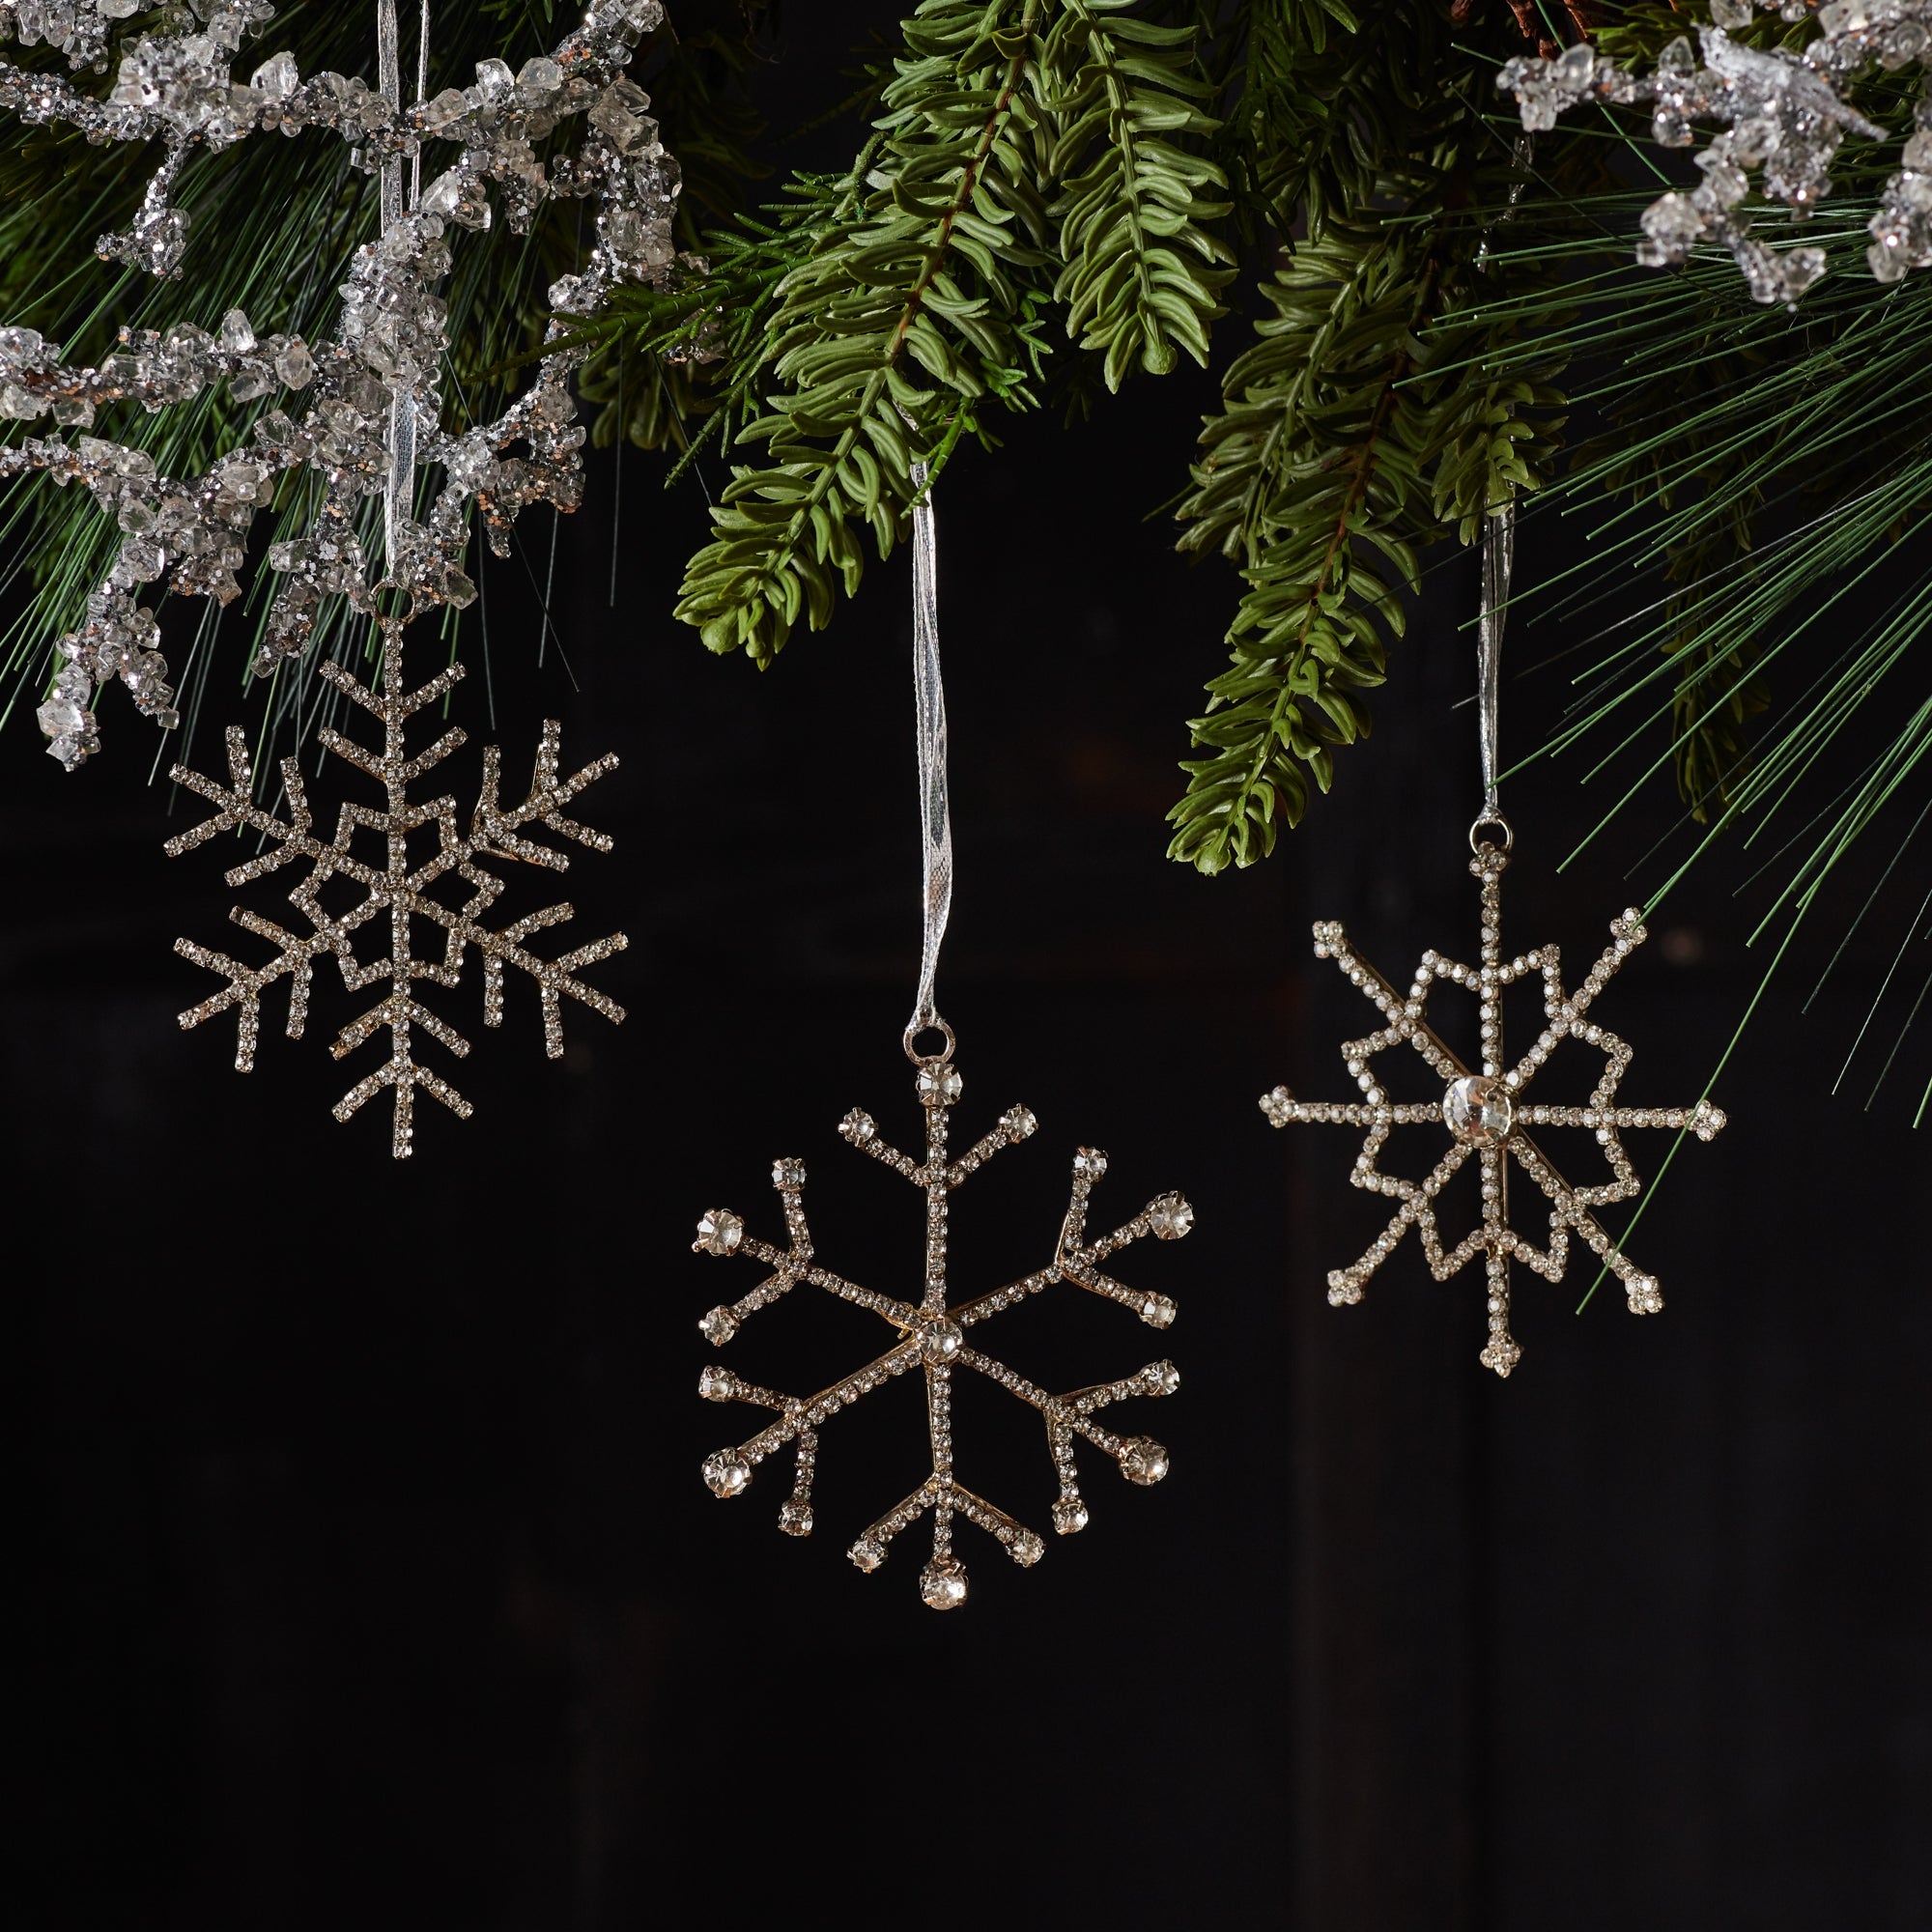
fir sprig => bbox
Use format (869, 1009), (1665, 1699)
(1165, 138), (1568, 873)
(1165, 229), (1435, 871)
(1044, 1), (1233, 386)
(668, 0), (1236, 664)
(672, 0), (1057, 661)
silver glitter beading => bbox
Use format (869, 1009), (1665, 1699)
(0, 0), (684, 770)
(1260, 844), (1726, 1377)
(165, 624), (627, 1157)
(694, 1059), (1194, 1607)
(1497, 4), (1932, 306)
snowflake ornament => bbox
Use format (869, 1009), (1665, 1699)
(693, 1050), (1195, 1608)
(1261, 837), (1725, 1377)
(166, 626), (626, 1156)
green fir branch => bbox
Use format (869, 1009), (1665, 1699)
(1167, 130), (1568, 873)
(672, 0), (1057, 662)
(668, 0), (1240, 663)
(1043, 0), (1233, 386)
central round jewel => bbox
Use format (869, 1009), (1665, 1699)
(916, 1316), (964, 1365)
(1444, 1074), (1515, 1147)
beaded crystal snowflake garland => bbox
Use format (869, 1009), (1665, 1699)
(0, 0), (678, 771)
(693, 1049), (1194, 1608)
(1262, 837), (1725, 1377)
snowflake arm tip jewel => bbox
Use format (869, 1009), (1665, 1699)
(1262, 838), (1725, 1376)
(693, 1059), (1193, 1607)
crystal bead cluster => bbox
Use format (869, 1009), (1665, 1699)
(165, 626), (627, 1156)
(1498, 2), (1932, 304)
(0, 1), (274, 79)
(0, 0), (681, 771)
(693, 1052), (1195, 1607)
(1260, 839), (1726, 1376)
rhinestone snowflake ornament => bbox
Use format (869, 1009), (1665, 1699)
(166, 627), (625, 1155)
(1262, 838), (1725, 1377)
(693, 1050), (1194, 1607)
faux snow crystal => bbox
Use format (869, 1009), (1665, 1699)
(693, 1054), (1195, 1608)
(1498, 4), (1932, 304)
(0, 0), (680, 769)
(166, 627), (626, 1156)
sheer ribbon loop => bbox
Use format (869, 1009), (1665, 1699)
(904, 458), (954, 1063)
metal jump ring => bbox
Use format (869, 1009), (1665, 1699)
(903, 1015), (956, 1066)
(1468, 809), (1515, 854)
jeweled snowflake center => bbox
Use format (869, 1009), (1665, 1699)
(1444, 1074), (1514, 1147)
(914, 1315), (964, 1365)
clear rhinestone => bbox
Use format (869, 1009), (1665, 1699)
(1142, 1359), (1180, 1396)
(920, 1555), (968, 1609)
(701, 1450), (750, 1498)
(697, 1305), (738, 1347)
(848, 1537), (885, 1574)
(778, 1500), (812, 1537)
(1443, 1075), (1515, 1147)
(916, 1060), (963, 1106)
(1120, 1437), (1170, 1486)
(917, 1317), (964, 1365)
(1052, 1496), (1090, 1535)
(694, 1208), (743, 1256)
(697, 1364), (739, 1401)
(1009, 1529), (1045, 1568)
(1148, 1192), (1194, 1239)
(1072, 1147), (1108, 1181)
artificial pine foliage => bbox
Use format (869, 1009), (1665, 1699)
(5, 0), (1932, 1077)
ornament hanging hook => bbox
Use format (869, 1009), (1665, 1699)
(1467, 810), (1515, 856)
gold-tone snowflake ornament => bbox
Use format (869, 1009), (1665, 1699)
(166, 627), (626, 1156)
(1262, 837), (1724, 1377)
(693, 1048), (1194, 1607)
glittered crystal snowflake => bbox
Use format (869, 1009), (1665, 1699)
(692, 1053), (1195, 1607)
(1261, 839), (1725, 1377)
(167, 627), (625, 1156)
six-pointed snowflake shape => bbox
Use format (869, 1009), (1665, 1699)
(1260, 839), (1725, 1377)
(693, 1053), (1195, 1607)
(167, 626), (626, 1155)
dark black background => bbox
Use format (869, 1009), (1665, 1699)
(8, 8), (1931, 1927)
